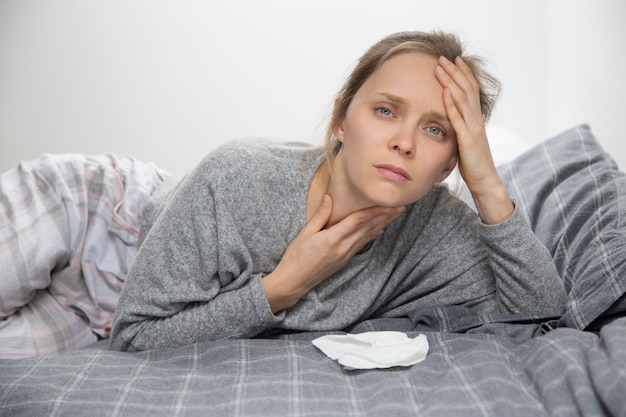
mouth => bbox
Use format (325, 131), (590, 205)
(374, 164), (411, 183)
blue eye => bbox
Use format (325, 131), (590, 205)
(376, 107), (393, 117)
(427, 126), (445, 136)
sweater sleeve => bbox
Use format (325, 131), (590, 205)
(478, 203), (567, 316)
(109, 153), (283, 352)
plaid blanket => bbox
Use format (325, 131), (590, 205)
(0, 154), (167, 357)
(1, 125), (625, 416)
(1, 311), (624, 417)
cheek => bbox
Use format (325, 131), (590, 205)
(434, 142), (458, 167)
(340, 106), (381, 143)
(338, 124), (368, 162)
(339, 115), (359, 144)
(340, 142), (365, 176)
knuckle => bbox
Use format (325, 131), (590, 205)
(324, 234), (342, 249)
(352, 210), (370, 224)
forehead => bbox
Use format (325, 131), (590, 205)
(360, 52), (441, 97)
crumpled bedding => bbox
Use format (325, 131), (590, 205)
(0, 309), (624, 417)
(1, 125), (625, 416)
(0, 154), (167, 357)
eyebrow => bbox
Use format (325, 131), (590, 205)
(374, 92), (407, 107)
(374, 92), (451, 126)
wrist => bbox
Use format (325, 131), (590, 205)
(261, 270), (305, 314)
(471, 181), (514, 225)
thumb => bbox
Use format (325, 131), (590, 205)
(304, 194), (333, 233)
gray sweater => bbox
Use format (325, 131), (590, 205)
(110, 139), (567, 352)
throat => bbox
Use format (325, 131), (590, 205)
(306, 158), (367, 228)
(306, 161), (331, 223)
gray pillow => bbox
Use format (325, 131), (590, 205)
(496, 124), (626, 329)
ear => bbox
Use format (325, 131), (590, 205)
(436, 155), (458, 182)
(333, 97), (345, 143)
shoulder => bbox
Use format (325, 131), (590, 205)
(416, 184), (477, 219)
(396, 184), (479, 239)
(217, 138), (320, 178)
(205, 138), (319, 167)
(186, 138), (323, 192)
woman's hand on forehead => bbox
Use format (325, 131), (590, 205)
(435, 56), (514, 225)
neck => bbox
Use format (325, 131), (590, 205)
(306, 158), (363, 228)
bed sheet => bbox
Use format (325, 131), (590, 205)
(2, 124), (626, 416)
(1, 310), (624, 417)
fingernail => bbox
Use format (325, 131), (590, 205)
(440, 56), (451, 64)
(436, 65), (445, 75)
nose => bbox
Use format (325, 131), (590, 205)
(390, 128), (416, 157)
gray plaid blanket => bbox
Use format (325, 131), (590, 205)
(1, 311), (624, 416)
(2, 125), (625, 416)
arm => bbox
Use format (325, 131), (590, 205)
(435, 56), (513, 225)
(435, 56), (566, 315)
(111, 152), (402, 351)
(475, 204), (567, 315)
(110, 157), (281, 352)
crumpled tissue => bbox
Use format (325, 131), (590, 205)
(312, 331), (429, 370)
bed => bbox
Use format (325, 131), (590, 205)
(1, 124), (625, 417)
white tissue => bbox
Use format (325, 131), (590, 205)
(312, 331), (429, 370)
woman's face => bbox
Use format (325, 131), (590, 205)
(333, 52), (458, 209)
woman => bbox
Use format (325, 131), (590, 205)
(109, 31), (567, 352)
(0, 30), (566, 357)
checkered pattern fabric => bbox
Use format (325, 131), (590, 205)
(0, 154), (167, 357)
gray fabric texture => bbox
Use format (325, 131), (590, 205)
(2, 312), (625, 417)
(493, 124), (626, 329)
(110, 138), (565, 352)
(2, 125), (625, 417)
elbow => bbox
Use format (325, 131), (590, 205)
(109, 317), (143, 352)
(498, 281), (568, 318)
(528, 285), (568, 318)
(541, 276), (568, 317)
(553, 286), (569, 316)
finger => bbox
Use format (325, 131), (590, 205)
(437, 56), (479, 97)
(452, 57), (481, 93)
(344, 205), (402, 231)
(326, 218), (391, 259)
(331, 206), (404, 245)
(437, 73), (484, 136)
(435, 61), (453, 89)
(303, 194), (333, 234)
(442, 87), (464, 127)
(435, 57), (463, 92)
(362, 207), (405, 241)
(436, 70), (469, 126)
(438, 71), (473, 120)
(453, 57), (478, 83)
(436, 57), (482, 115)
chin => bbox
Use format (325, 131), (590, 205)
(366, 192), (415, 208)
(358, 181), (428, 208)
(385, 190), (430, 207)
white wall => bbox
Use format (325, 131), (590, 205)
(0, 0), (623, 175)
(545, 0), (626, 167)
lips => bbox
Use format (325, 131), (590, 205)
(374, 164), (411, 183)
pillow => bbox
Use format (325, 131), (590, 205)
(495, 124), (626, 330)
(486, 125), (532, 166)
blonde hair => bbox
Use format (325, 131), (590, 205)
(324, 30), (501, 165)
